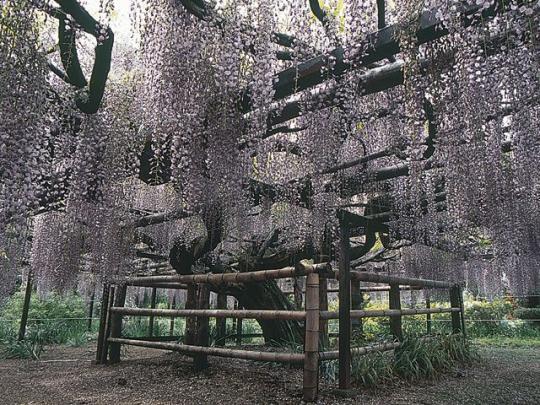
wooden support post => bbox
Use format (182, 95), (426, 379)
(148, 287), (157, 337)
(458, 286), (467, 339)
(319, 277), (329, 348)
(95, 283), (110, 363)
(351, 279), (363, 337)
(389, 284), (403, 341)
(194, 284), (210, 371)
(338, 221), (351, 389)
(109, 284), (127, 364)
(425, 294), (432, 335)
(450, 285), (462, 335)
(303, 272), (320, 402)
(18, 270), (33, 341)
(87, 290), (95, 332)
(169, 295), (176, 336)
(100, 285), (115, 364)
(216, 293), (227, 347)
(185, 284), (197, 345)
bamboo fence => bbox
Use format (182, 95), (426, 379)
(97, 261), (465, 402)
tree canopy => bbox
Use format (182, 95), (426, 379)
(0, 0), (539, 302)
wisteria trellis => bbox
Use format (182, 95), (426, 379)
(0, 0), (538, 301)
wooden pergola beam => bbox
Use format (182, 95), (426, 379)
(241, 2), (510, 113)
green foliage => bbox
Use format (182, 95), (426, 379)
(464, 296), (513, 336)
(348, 335), (477, 387)
(514, 307), (540, 321)
(0, 291), (92, 358)
(351, 350), (394, 386)
(329, 293), (540, 342)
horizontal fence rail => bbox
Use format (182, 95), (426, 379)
(124, 265), (318, 286)
(282, 285), (423, 295)
(107, 338), (305, 363)
(110, 307), (306, 321)
(320, 341), (401, 361)
(320, 307), (461, 320)
(345, 270), (457, 289)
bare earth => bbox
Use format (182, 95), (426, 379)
(0, 343), (538, 405)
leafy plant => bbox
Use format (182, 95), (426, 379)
(346, 335), (477, 387)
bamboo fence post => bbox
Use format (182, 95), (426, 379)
(185, 284), (197, 345)
(194, 284), (210, 371)
(389, 284), (403, 341)
(351, 279), (363, 337)
(425, 293), (432, 335)
(148, 287), (157, 337)
(169, 295), (176, 336)
(338, 221), (351, 389)
(303, 272), (320, 402)
(87, 289), (95, 332)
(95, 283), (110, 363)
(18, 270), (33, 341)
(216, 293), (227, 347)
(449, 285), (462, 335)
(458, 286), (467, 339)
(319, 276), (329, 348)
(100, 285), (115, 364)
(109, 284), (127, 364)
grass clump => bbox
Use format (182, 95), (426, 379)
(345, 335), (477, 387)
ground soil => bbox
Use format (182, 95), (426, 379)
(0, 343), (538, 404)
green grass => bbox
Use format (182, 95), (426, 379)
(473, 336), (540, 348)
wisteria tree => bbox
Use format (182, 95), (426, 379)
(1, 0), (538, 342)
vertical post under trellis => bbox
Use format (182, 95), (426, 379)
(87, 290), (95, 332)
(109, 284), (127, 364)
(95, 283), (110, 363)
(148, 287), (157, 337)
(194, 284), (210, 371)
(169, 295), (176, 336)
(303, 272), (320, 402)
(425, 294), (432, 335)
(216, 293), (227, 347)
(450, 285), (462, 335)
(319, 276), (329, 348)
(351, 279), (363, 337)
(458, 286), (467, 339)
(18, 270), (33, 341)
(100, 285), (115, 364)
(389, 284), (403, 341)
(338, 221), (351, 389)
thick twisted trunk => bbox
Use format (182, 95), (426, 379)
(234, 280), (303, 345)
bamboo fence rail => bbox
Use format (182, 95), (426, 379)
(124, 265), (317, 286)
(320, 307), (461, 319)
(319, 341), (401, 360)
(110, 307), (306, 321)
(107, 338), (305, 363)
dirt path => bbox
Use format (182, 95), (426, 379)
(0, 343), (538, 404)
